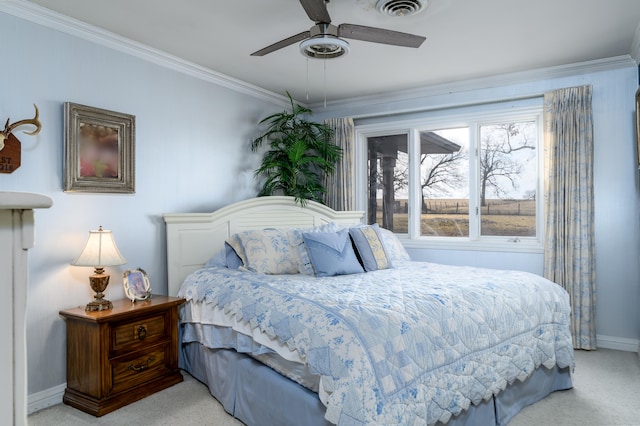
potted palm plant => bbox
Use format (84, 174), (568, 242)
(252, 92), (342, 206)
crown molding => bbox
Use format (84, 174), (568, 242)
(2, 1), (636, 110)
(311, 55), (638, 112)
(0, 0), (291, 108)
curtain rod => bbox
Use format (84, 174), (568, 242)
(345, 92), (547, 122)
(342, 84), (591, 122)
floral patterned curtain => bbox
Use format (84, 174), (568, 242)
(543, 85), (596, 350)
(323, 117), (355, 211)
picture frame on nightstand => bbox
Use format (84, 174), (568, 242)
(123, 268), (152, 302)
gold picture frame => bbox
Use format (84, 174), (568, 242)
(123, 268), (152, 302)
(64, 102), (135, 193)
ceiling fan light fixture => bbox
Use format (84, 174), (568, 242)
(376, 0), (427, 17)
(299, 36), (350, 59)
(251, 1), (425, 58)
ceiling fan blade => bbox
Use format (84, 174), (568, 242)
(338, 24), (426, 48)
(250, 31), (311, 56)
(299, 0), (331, 23)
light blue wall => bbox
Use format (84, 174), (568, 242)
(313, 60), (640, 350)
(2, 6), (640, 404)
(0, 11), (284, 395)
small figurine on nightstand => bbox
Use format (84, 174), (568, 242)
(123, 268), (152, 302)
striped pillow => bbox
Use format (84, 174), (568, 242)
(349, 224), (392, 271)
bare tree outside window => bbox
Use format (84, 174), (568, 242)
(419, 128), (468, 237)
(363, 111), (541, 242)
(479, 122), (537, 237)
(367, 129), (468, 236)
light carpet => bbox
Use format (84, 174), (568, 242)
(28, 349), (640, 425)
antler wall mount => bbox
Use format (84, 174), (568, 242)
(0, 104), (42, 174)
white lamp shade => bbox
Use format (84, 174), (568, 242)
(71, 226), (127, 267)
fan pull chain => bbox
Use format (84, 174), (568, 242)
(323, 59), (327, 108)
(306, 58), (310, 101)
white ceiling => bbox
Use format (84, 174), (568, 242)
(22, 0), (640, 104)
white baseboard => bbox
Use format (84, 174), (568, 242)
(27, 335), (640, 414)
(596, 334), (640, 352)
(27, 383), (65, 415)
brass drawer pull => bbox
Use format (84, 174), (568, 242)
(137, 325), (147, 340)
(128, 357), (153, 372)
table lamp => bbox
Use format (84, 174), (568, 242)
(71, 226), (127, 311)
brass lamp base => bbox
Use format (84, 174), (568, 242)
(85, 299), (113, 311)
(85, 267), (113, 312)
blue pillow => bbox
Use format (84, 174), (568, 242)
(302, 229), (364, 277)
(349, 224), (392, 271)
(224, 242), (244, 269)
(291, 223), (341, 276)
(204, 244), (243, 269)
(204, 248), (227, 268)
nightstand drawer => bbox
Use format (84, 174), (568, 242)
(111, 344), (171, 394)
(111, 313), (167, 351)
(61, 296), (185, 416)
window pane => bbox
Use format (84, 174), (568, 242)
(367, 134), (409, 232)
(479, 122), (537, 237)
(419, 128), (469, 237)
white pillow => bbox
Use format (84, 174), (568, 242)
(377, 227), (411, 262)
(225, 229), (299, 274)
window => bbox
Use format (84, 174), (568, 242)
(366, 133), (410, 232)
(478, 121), (538, 238)
(358, 102), (543, 251)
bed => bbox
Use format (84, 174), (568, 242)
(164, 196), (574, 426)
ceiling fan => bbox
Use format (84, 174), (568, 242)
(250, 0), (426, 59)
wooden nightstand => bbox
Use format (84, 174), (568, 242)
(59, 295), (185, 416)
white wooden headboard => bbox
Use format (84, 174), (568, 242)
(163, 196), (364, 296)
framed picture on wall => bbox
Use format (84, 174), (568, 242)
(64, 102), (135, 193)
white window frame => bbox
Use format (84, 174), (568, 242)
(354, 101), (544, 254)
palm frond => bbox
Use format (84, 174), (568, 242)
(252, 92), (343, 205)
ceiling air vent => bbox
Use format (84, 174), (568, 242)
(376, 0), (427, 17)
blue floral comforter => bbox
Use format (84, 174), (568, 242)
(178, 261), (574, 425)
